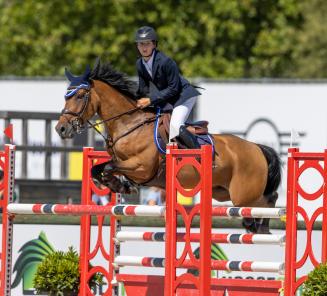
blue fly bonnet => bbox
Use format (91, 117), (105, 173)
(64, 65), (91, 99)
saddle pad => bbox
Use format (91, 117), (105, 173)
(154, 120), (215, 155)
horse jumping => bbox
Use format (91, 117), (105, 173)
(55, 60), (281, 233)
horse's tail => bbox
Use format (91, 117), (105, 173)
(257, 144), (282, 196)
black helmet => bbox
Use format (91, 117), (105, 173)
(135, 26), (157, 43)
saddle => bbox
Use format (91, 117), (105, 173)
(158, 113), (209, 145)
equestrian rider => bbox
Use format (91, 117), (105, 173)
(135, 26), (201, 149)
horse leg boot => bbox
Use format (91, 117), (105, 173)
(102, 171), (131, 194)
(91, 161), (131, 194)
(102, 162), (133, 194)
(177, 125), (200, 149)
(91, 161), (110, 182)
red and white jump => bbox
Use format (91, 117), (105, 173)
(1, 144), (327, 296)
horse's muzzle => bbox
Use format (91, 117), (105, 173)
(55, 122), (75, 139)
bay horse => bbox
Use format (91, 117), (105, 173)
(55, 60), (281, 233)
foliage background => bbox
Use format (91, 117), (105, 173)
(0, 0), (325, 78)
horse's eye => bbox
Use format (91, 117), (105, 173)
(76, 94), (82, 100)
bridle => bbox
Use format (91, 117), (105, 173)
(61, 82), (158, 159)
(61, 83), (91, 134)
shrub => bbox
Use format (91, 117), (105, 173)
(302, 263), (327, 296)
(33, 246), (103, 295)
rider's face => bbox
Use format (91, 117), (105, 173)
(137, 41), (156, 58)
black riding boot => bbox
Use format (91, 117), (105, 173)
(178, 125), (200, 149)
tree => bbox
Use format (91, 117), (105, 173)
(0, 0), (304, 78)
(288, 0), (327, 78)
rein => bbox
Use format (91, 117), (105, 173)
(87, 106), (141, 129)
(88, 112), (157, 161)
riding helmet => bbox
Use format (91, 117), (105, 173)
(135, 26), (158, 43)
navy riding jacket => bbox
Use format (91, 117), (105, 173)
(136, 50), (200, 110)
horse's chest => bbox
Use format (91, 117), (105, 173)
(113, 143), (132, 158)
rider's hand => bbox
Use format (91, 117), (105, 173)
(137, 98), (151, 109)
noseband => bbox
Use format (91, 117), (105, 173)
(61, 84), (90, 134)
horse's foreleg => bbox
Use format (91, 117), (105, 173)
(104, 157), (152, 193)
(91, 158), (141, 178)
(91, 161), (131, 194)
(102, 170), (132, 194)
(91, 161), (110, 181)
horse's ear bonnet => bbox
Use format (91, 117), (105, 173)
(65, 65), (91, 88)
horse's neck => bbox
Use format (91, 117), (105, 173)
(93, 81), (159, 171)
(94, 81), (143, 134)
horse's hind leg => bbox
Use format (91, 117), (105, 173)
(212, 186), (230, 202)
(256, 191), (279, 234)
(242, 191), (279, 234)
(227, 166), (273, 233)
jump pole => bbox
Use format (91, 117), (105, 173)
(7, 203), (284, 218)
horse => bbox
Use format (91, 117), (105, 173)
(55, 59), (281, 234)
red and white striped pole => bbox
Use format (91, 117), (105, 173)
(0, 145), (15, 296)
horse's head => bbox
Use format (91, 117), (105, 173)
(56, 65), (96, 139)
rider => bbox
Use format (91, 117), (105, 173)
(135, 26), (201, 149)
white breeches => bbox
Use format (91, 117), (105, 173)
(169, 96), (197, 140)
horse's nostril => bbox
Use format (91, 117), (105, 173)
(60, 126), (66, 133)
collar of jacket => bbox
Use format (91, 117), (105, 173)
(141, 49), (160, 81)
(151, 49), (160, 79)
